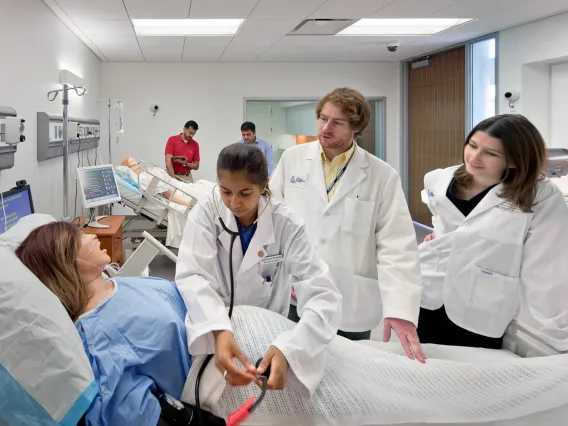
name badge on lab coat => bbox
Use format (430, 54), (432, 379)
(260, 255), (283, 265)
(290, 176), (307, 189)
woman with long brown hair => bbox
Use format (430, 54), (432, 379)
(16, 221), (194, 426)
(418, 114), (568, 352)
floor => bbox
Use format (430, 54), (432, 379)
(144, 222), (431, 342)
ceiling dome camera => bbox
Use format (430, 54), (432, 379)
(387, 41), (399, 52)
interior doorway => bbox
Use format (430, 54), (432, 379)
(244, 98), (386, 169)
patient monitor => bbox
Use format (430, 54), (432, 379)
(77, 164), (121, 228)
(0, 183), (35, 234)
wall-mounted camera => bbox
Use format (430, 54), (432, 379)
(149, 104), (160, 116)
(386, 41), (400, 52)
(504, 91), (520, 103)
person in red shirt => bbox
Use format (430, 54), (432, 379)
(165, 120), (200, 183)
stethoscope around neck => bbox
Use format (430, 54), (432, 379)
(194, 185), (272, 426)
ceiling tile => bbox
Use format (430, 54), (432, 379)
(71, 19), (135, 37)
(369, 0), (463, 18)
(181, 36), (233, 61)
(250, 0), (327, 19)
(138, 36), (185, 61)
(236, 19), (299, 36)
(94, 36), (144, 61)
(310, 0), (394, 19)
(124, 0), (191, 19)
(219, 34), (281, 60)
(54, 0), (129, 20)
(440, 0), (568, 37)
(432, 0), (529, 19)
(189, 0), (259, 18)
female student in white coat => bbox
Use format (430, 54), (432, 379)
(419, 114), (568, 352)
(175, 143), (342, 397)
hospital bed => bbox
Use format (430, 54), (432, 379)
(1, 215), (566, 426)
(113, 164), (215, 249)
(121, 229), (560, 359)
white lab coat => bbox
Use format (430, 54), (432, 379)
(270, 141), (422, 332)
(175, 191), (342, 397)
(420, 165), (568, 351)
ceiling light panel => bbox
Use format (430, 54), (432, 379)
(132, 19), (245, 36)
(337, 18), (474, 35)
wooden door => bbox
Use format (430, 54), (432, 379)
(408, 47), (466, 226)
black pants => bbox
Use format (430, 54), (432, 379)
(417, 306), (503, 350)
(288, 304), (371, 341)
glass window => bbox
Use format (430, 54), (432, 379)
(469, 36), (496, 129)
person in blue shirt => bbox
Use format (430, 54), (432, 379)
(15, 222), (193, 426)
(240, 121), (274, 176)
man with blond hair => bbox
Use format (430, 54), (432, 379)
(271, 88), (426, 362)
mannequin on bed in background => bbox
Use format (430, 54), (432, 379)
(119, 157), (193, 206)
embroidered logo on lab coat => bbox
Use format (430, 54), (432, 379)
(497, 200), (521, 211)
(290, 176), (306, 188)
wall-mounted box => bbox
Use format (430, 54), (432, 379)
(0, 106), (20, 171)
(37, 112), (100, 162)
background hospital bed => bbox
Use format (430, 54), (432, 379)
(120, 230), (560, 359)
(114, 167), (214, 249)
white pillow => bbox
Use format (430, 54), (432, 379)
(0, 213), (56, 251)
(0, 245), (96, 425)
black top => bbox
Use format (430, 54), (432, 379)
(446, 178), (497, 217)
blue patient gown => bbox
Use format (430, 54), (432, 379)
(76, 276), (192, 426)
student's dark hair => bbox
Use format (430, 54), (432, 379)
(217, 143), (268, 192)
(184, 120), (198, 130)
(455, 114), (547, 213)
(241, 121), (256, 132)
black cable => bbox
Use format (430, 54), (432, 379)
(196, 233), (238, 426)
(251, 377), (267, 412)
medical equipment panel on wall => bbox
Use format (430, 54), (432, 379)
(36, 112), (100, 161)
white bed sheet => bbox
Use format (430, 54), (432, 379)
(182, 306), (568, 426)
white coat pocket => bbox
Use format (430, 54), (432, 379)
(342, 197), (376, 237)
(418, 244), (444, 310)
(227, 273), (272, 308)
(346, 274), (381, 330)
(466, 266), (519, 316)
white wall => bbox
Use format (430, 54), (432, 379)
(0, 0), (101, 220)
(551, 62), (568, 148)
(101, 62), (400, 182)
(499, 12), (568, 142)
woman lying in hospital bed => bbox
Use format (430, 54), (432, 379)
(12, 220), (568, 426)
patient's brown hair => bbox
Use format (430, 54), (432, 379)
(16, 222), (86, 321)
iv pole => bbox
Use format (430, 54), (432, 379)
(48, 83), (86, 222)
(97, 98), (122, 216)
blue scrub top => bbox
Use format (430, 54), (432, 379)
(76, 276), (191, 426)
(236, 218), (257, 254)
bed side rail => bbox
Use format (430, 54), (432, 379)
(503, 320), (560, 357)
(141, 168), (197, 224)
(119, 231), (178, 277)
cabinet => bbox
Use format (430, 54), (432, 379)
(79, 216), (125, 265)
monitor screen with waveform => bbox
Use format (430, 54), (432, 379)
(77, 164), (121, 209)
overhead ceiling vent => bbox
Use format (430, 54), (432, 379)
(288, 19), (355, 36)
